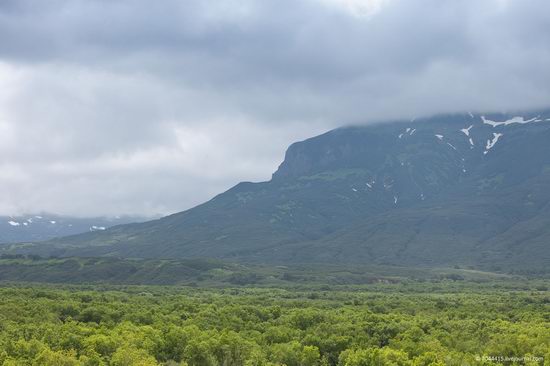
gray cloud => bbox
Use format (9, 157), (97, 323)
(1, 0), (549, 216)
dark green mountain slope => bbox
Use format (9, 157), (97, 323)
(5, 110), (550, 272)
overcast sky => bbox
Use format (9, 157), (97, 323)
(1, 0), (549, 217)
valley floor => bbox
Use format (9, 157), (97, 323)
(0, 279), (548, 365)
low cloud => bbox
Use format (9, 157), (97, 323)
(0, 0), (549, 216)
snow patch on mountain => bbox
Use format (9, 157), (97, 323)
(460, 125), (473, 137)
(484, 133), (503, 154)
(8, 221), (20, 226)
(459, 126), (475, 147)
(482, 116), (539, 127)
(399, 128), (417, 139)
(90, 225), (106, 231)
(447, 142), (457, 151)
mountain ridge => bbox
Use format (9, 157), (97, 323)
(0, 214), (151, 243)
(3, 109), (550, 272)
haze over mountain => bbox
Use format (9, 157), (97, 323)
(5, 109), (550, 273)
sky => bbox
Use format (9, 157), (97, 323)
(1, 0), (550, 217)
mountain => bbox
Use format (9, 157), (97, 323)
(0, 214), (150, 243)
(4, 110), (550, 273)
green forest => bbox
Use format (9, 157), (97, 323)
(0, 279), (548, 365)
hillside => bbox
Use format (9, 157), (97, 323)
(4, 110), (550, 272)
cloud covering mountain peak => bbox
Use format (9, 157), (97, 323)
(1, 0), (549, 216)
